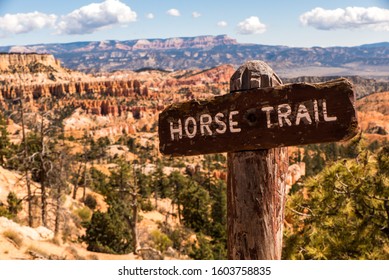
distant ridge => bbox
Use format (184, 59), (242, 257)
(359, 42), (389, 48)
(1, 35), (389, 77)
(283, 76), (389, 99)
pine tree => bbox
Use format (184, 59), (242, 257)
(180, 180), (211, 232)
(209, 179), (227, 259)
(168, 171), (188, 222)
(152, 161), (171, 199)
(6, 192), (22, 217)
(83, 158), (140, 254)
(210, 179), (227, 236)
(283, 146), (389, 259)
(83, 209), (133, 254)
(0, 112), (11, 166)
(189, 233), (214, 260)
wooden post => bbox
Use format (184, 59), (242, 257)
(158, 59), (358, 259)
(227, 61), (289, 259)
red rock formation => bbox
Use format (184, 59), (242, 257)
(0, 53), (234, 126)
(0, 80), (149, 100)
(0, 53), (61, 72)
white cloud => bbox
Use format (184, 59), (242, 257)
(237, 16), (266, 34)
(0, 11), (57, 36)
(300, 6), (389, 31)
(57, 0), (137, 35)
(167, 9), (180, 17)
(146, 13), (154, 19)
(192, 12), (201, 18)
(217, 21), (228, 27)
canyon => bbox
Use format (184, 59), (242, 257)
(0, 53), (234, 141)
(1, 52), (388, 142)
(0, 49), (388, 260)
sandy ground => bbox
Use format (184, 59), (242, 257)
(0, 165), (180, 260)
(0, 204), (173, 260)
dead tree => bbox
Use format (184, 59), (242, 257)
(53, 146), (70, 237)
(72, 162), (83, 200)
(126, 188), (140, 254)
(16, 98), (34, 227)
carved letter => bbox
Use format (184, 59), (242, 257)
(323, 99), (337, 122)
(214, 112), (227, 134)
(184, 117), (197, 138)
(229, 111), (241, 133)
(170, 119), (182, 141)
(295, 104), (312, 125)
(261, 106), (274, 128)
(200, 114), (213, 136)
(313, 100), (319, 122)
(277, 104), (292, 127)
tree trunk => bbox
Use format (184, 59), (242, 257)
(54, 191), (61, 236)
(227, 61), (288, 260)
(82, 163), (87, 202)
(131, 198), (140, 254)
(54, 154), (65, 237)
(40, 117), (47, 227)
(72, 163), (82, 200)
(20, 99), (33, 227)
(41, 169), (47, 227)
(176, 184), (182, 223)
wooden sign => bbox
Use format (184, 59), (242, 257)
(158, 78), (359, 156)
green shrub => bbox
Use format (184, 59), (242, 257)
(150, 230), (172, 253)
(7, 192), (22, 216)
(74, 207), (92, 223)
(26, 245), (49, 259)
(82, 210), (133, 254)
(189, 233), (214, 260)
(0, 205), (10, 218)
(84, 194), (97, 210)
(140, 199), (155, 212)
(3, 230), (23, 248)
(0, 192), (22, 219)
(87, 254), (99, 260)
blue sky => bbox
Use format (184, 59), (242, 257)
(1, 0), (389, 47)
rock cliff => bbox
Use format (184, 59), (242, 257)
(3, 52), (388, 143)
(0, 79), (149, 100)
(0, 56), (232, 110)
(0, 53), (234, 141)
(0, 53), (62, 73)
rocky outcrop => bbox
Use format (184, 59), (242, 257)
(0, 79), (150, 101)
(356, 91), (389, 140)
(0, 53), (61, 73)
(177, 64), (235, 85)
(366, 123), (388, 135)
(0, 54), (232, 119)
(0, 217), (54, 241)
(60, 98), (160, 117)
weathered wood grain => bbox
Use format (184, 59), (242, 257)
(157, 59), (360, 260)
(227, 60), (288, 260)
(158, 76), (358, 156)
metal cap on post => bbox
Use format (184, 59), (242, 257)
(227, 60), (288, 260)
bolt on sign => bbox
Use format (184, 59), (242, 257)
(158, 78), (359, 156)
